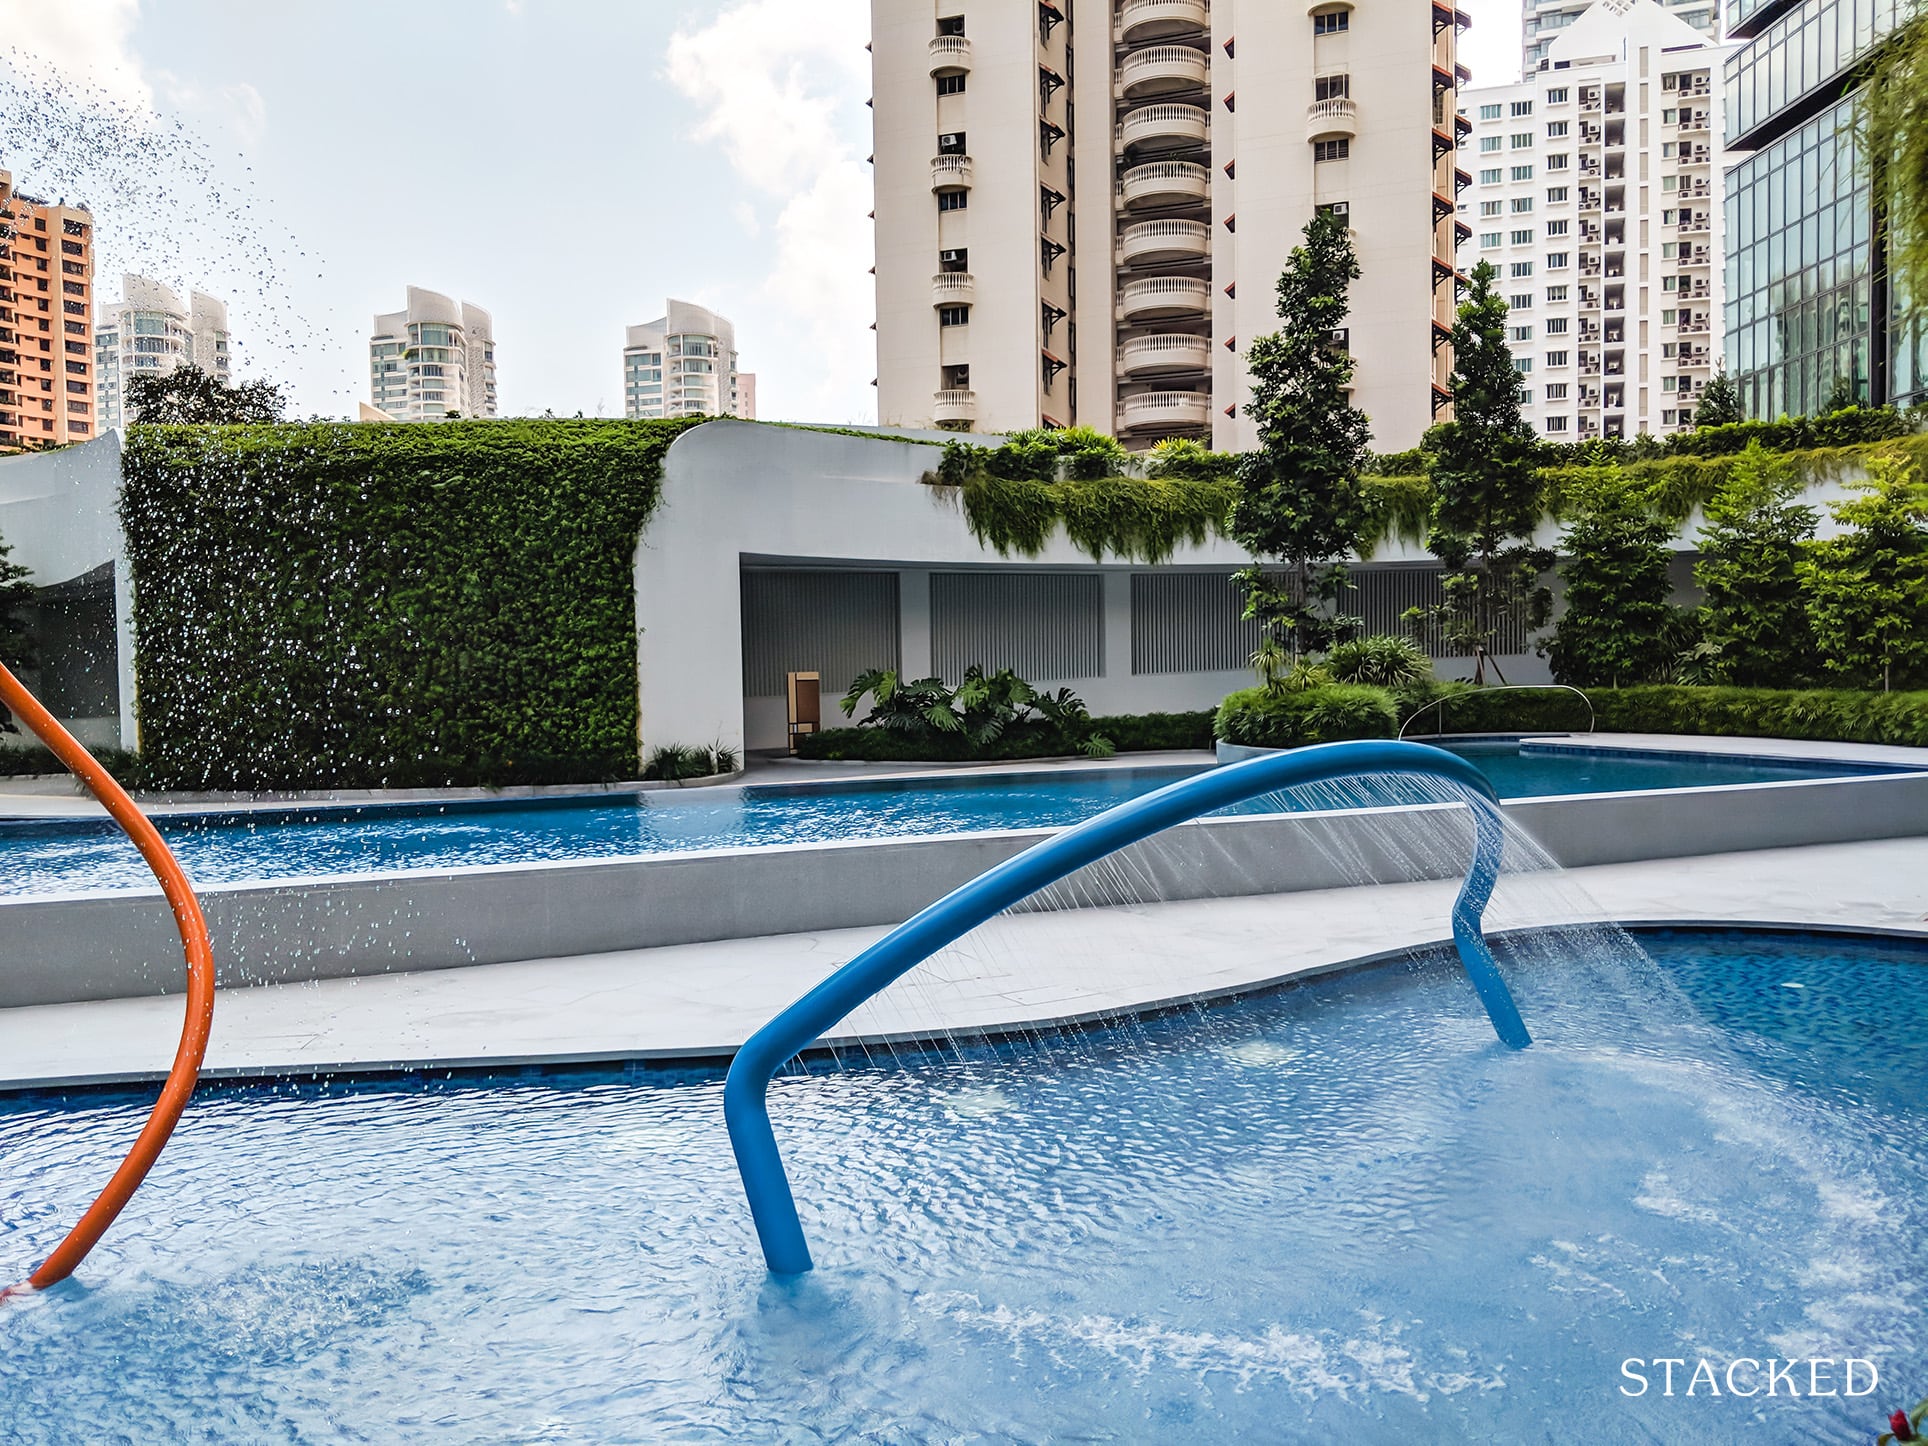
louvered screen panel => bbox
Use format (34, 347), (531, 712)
(740, 569), (901, 696)
(1130, 571), (1260, 674)
(1350, 565), (1528, 656)
(930, 572), (1103, 681)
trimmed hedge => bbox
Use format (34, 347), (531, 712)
(1397, 682), (1928, 748)
(121, 419), (699, 789)
(796, 710), (1214, 763)
(1214, 685), (1399, 749)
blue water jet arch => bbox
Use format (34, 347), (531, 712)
(725, 739), (1533, 1275)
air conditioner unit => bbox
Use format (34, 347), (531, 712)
(939, 249), (966, 266)
(938, 132), (964, 149)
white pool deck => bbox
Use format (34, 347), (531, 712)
(0, 834), (1923, 1093)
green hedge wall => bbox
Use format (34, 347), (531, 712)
(120, 419), (698, 789)
(796, 711), (1215, 763)
(1397, 682), (1928, 748)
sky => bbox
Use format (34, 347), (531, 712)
(0, 0), (1525, 425)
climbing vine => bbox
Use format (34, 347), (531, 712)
(1859, 3), (1928, 324)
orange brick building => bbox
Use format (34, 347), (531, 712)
(0, 169), (96, 452)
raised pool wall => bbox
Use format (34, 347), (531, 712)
(6, 767), (1926, 1008)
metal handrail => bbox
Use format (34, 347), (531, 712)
(724, 739), (1531, 1275)
(1398, 683), (1596, 741)
(0, 662), (215, 1301)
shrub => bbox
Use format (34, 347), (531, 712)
(1214, 684), (1399, 749)
(642, 741), (737, 782)
(1799, 452), (1928, 691)
(795, 710), (1212, 763)
(1324, 634), (1432, 688)
(1393, 680), (1594, 735)
(1694, 442), (1820, 686)
(120, 418), (698, 790)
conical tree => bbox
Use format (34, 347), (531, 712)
(1800, 452), (1928, 691)
(1230, 210), (1372, 661)
(1694, 441), (1818, 685)
(1411, 259), (1552, 683)
(1692, 364), (1744, 428)
(1544, 447), (1685, 687)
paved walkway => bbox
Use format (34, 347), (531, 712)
(2, 836), (1922, 1092)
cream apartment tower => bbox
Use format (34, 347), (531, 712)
(623, 300), (754, 420)
(871, 0), (1468, 451)
(94, 275), (232, 431)
(1460, 0), (1733, 440)
(369, 287), (497, 421)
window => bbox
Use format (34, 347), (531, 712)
(1313, 138), (1350, 162)
(1546, 121), (1569, 138)
(1509, 293), (1533, 309)
(1661, 375), (1679, 392)
(1480, 231), (1502, 248)
(1546, 153), (1569, 170)
(1663, 175), (1679, 192)
(1479, 136), (1501, 153)
(936, 73), (966, 96)
(1546, 316), (1568, 334)
(1546, 384), (1569, 401)
(1510, 261), (1534, 277)
(1511, 197), (1534, 213)
(1312, 9), (1348, 33)
(1661, 241), (1679, 259)
(1662, 308), (1678, 324)
(1510, 133), (1532, 149)
(1314, 74), (1350, 101)
(1662, 108), (1677, 124)
(1545, 350), (1568, 366)
(1545, 415), (1570, 432)
(1511, 100), (1533, 117)
(1546, 219), (1569, 236)
(1662, 275), (1679, 292)
(937, 131), (967, 155)
(1479, 103), (1503, 120)
(1511, 164), (1534, 181)
(1479, 167), (1502, 185)
(1510, 228), (1533, 245)
(1545, 87), (1569, 104)
(1662, 142), (1677, 158)
(1480, 200), (1503, 217)
(937, 190), (968, 212)
(937, 15), (965, 35)
(1514, 356), (1533, 372)
(1510, 324), (1534, 341)
(1546, 285), (1568, 301)
(1546, 185), (1568, 202)
(938, 305), (970, 326)
(1546, 251), (1569, 268)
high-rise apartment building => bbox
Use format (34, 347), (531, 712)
(622, 301), (754, 420)
(871, 0), (1466, 452)
(1523, 0), (1722, 78)
(94, 275), (232, 431)
(1461, 0), (1734, 439)
(0, 171), (96, 452)
(1724, 0), (1925, 417)
(368, 287), (497, 421)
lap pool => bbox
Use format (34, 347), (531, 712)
(1, 928), (1921, 1442)
(0, 742), (1908, 897)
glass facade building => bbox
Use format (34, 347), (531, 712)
(1723, 0), (1927, 417)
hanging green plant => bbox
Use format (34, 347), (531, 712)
(1858, 3), (1928, 324)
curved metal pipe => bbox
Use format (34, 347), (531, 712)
(725, 739), (1531, 1275)
(0, 663), (215, 1301)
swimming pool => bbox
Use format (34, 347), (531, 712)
(0, 742), (1906, 897)
(1, 927), (1921, 1441)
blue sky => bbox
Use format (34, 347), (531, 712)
(0, 0), (1522, 423)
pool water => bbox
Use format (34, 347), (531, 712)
(0, 743), (1902, 897)
(1, 928), (1921, 1442)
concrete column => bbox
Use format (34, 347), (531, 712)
(899, 569), (932, 680)
(1101, 568), (1133, 681)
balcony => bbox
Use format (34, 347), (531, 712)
(928, 35), (972, 75)
(1119, 44), (1208, 98)
(1119, 333), (1212, 376)
(1119, 0), (1209, 42)
(931, 272), (976, 308)
(1119, 275), (1211, 321)
(1305, 97), (1358, 143)
(930, 155), (973, 192)
(931, 389), (977, 426)
(1119, 101), (1210, 151)
(1120, 389), (1212, 432)
(1119, 159), (1211, 209)
(1120, 218), (1210, 265)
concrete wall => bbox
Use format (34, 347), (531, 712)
(4, 766), (1923, 1008)
(0, 431), (134, 747)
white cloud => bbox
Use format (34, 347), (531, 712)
(0, 0), (150, 111)
(665, 0), (874, 422)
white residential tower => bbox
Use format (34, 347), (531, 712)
(94, 275), (230, 431)
(622, 301), (753, 420)
(368, 287), (497, 421)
